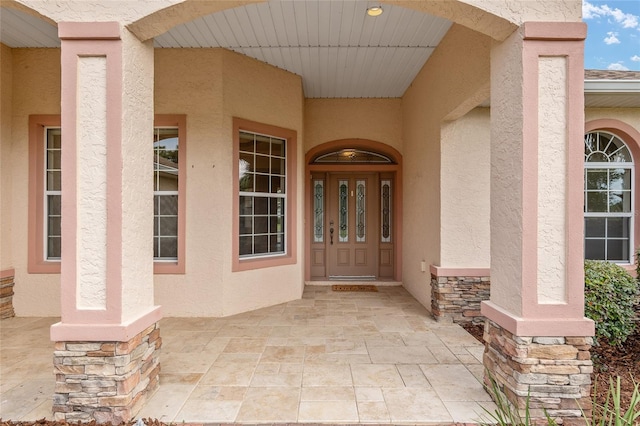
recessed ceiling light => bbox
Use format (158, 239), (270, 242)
(366, 6), (383, 17)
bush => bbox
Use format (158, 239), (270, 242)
(584, 260), (639, 346)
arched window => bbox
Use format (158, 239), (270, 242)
(584, 131), (633, 262)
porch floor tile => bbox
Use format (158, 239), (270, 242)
(0, 285), (497, 423)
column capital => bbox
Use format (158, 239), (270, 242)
(59, 22), (121, 40)
(522, 22), (587, 41)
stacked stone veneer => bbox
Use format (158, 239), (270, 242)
(0, 273), (15, 319)
(484, 320), (593, 425)
(53, 323), (161, 423)
(431, 274), (490, 324)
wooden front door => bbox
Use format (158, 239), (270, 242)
(327, 173), (378, 278)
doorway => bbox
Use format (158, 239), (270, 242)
(328, 172), (378, 278)
(305, 140), (402, 281)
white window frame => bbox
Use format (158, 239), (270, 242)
(43, 127), (62, 261)
(153, 126), (180, 262)
(238, 130), (288, 259)
(584, 131), (634, 264)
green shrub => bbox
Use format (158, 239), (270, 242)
(584, 260), (639, 346)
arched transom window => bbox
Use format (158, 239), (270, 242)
(584, 131), (633, 262)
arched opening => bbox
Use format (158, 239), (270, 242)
(128, 0), (516, 43)
(305, 140), (402, 282)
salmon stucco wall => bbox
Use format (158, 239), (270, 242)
(154, 48), (304, 316)
(440, 108), (490, 268)
(304, 99), (402, 152)
(9, 48), (61, 316)
(154, 49), (225, 316)
(221, 50), (305, 316)
(586, 109), (640, 136)
(1, 44), (13, 272)
(401, 24), (491, 309)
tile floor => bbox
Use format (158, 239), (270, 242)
(0, 285), (497, 423)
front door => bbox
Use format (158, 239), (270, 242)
(327, 173), (378, 279)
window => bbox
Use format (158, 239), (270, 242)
(153, 115), (186, 274)
(28, 115), (186, 274)
(233, 118), (297, 271)
(238, 131), (286, 257)
(45, 128), (62, 260)
(584, 131), (633, 263)
(29, 115), (62, 273)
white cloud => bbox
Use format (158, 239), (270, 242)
(607, 62), (630, 71)
(604, 31), (621, 44)
(583, 1), (639, 29)
(631, 55), (640, 62)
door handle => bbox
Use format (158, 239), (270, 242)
(330, 227), (334, 245)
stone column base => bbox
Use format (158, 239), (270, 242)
(483, 320), (593, 425)
(53, 322), (161, 423)
(0, 273), (15, 319)
(430, 274), (490, 324)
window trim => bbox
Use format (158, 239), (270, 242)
(232, 118), (297, 272)
(154, 115), (187, 274)
(28, 114), (187, 274)
(28, 115), (62, 273)
(585, 120), (640, 267)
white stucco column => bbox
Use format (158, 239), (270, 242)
(482, 22), (594, 337)
(50, 22), (160, 342)
(481, 22), (595, 423)
(49, 22), (161, 423)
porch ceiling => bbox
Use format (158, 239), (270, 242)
(0, 1), (453, 99)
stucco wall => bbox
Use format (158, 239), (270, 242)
(1, 44), (13, 272)
(154, 49), (225, 316)
(440, 108), (490, 268)
(154, 48), (304, 316)
(9, 47), (302, 317)
(586, 109), (640, 133)
(10, 48), (61, 316)
(304, 99), (402, 152)
(221, 50), (305, 316)
(401, 24), (491, 309)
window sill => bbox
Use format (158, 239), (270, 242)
(233, 253), (296, 272)
(154, 261), (185, 275)
(28, 261), (61, 274)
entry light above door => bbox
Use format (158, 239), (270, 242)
(366, 5), (383, 17)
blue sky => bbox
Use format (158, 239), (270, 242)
(583, 0), (640, 71)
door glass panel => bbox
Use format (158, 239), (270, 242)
(314, 180), (324, 243)
(339, 180), (348, 242)
(356, 180), (366, 242)
(381, 180), (391, 242)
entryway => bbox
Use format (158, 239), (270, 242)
(305, 140), (403, 282)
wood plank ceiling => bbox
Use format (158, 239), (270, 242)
(153, 1), (452, 98)
(1, 1), (452, 98)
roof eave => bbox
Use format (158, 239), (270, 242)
(584, 80), (640, 94)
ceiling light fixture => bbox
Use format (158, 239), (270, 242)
(366, 5), (383, 17)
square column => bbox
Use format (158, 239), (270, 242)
(482, 22), (594, 424)
(50, 22), (161, 423)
